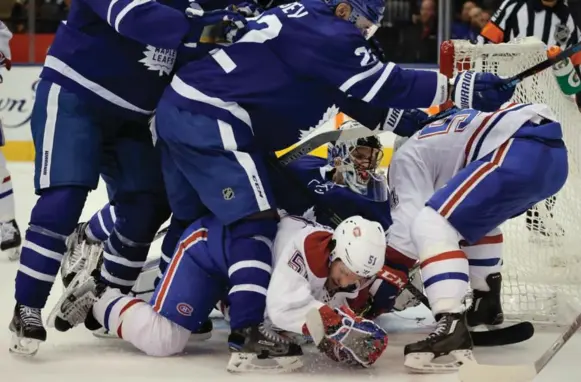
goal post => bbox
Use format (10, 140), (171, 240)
(439, 37), (581, 326)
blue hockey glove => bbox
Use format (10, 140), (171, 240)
(185, 3), (248, 44)
(226, 2), (263, 17)
(382, 108), (429, 137)
(452, 70), (515, 112)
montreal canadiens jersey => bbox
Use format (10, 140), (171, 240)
(266, 214), (364, 334)
(268, 155), (392, 230)
(396, 103), (559, 191)
(40, 0), (196, 120)
(162, 0), (448, 151)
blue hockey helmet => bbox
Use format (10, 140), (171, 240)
(324, 0), (385, 38)
(327, 120), (388, 202)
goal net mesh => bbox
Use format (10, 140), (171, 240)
(440, 37), (581, 326)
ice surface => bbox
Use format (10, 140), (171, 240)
(0, 163), (579, 382)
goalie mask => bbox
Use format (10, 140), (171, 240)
(327, 120), (388, 202)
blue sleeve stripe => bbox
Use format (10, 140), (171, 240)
(339, 61), (383, 92)
(103, 296), (124, 331)
(468, 258), (501, 267)
(362, 62), (395, 102)
(108, 0), (153, 33)
(424, 272), (469, 288)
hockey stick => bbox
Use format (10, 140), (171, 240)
(270, 157), (533, 347)
(499, 40), (581, 91)
(458, 311), (581, 382)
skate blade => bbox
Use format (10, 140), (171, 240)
(226, 353), (303, 373)
(9, 333), (42, 357)
(2, 247), (21, 261)
(404, 349), (474, 374)
(46, 269), (93, 329)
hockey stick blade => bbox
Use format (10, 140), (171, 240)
(500, 40), (581, 91)
(459, 311), (581, 382)
(470, 322), (534, 347)
(278, 125), (379, 166)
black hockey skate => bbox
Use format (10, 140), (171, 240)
(9, 303), (47, 356)
(1, 219), (21, 261)
(404, 312), (474, 373)
(468, 273), (534, 347)
(227, 324), (303, 373)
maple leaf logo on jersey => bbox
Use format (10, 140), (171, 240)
(298, 105), (340, 141)
(139, 46), (177, 77)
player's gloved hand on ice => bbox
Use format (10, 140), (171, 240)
(451, 70), (515, 112)
(305, 305), (388, 367)
(382, 108), (429, 137)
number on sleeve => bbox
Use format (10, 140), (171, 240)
(418, 110), (479, 139)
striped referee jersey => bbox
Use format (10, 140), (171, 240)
(478, 0), (581, 64)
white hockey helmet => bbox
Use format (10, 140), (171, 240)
(331, 216), (386, 278)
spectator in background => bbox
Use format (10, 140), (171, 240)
(469, 6), (490, 32)
(10, 0), (27, 33)
(452, 1), (477, 39)
(37, 0), (68, 33)
(400, 0), (438, 62)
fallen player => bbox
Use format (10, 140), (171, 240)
(387, 102), (568, 373)
(50, 213), (391, 372)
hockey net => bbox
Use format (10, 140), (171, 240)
(440, 37), (581, 326)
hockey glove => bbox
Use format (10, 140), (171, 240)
(0, 22), (12, 84)
(305, 305), (388, 367)
(452, 70), (515, 112)
(185, 3), (248, 44)
(226, 2), (263, 17)
(382, 108), (429, 138)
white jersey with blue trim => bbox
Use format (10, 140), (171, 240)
(162, 0), (448, 151)
(401, 103), (556, 190)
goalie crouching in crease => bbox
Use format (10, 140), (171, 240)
(49, 213), (393, 372)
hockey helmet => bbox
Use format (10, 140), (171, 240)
(327, 120), (388, 202)
(331, 216), (385, 277)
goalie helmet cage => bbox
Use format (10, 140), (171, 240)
(439, 37), (581, 327)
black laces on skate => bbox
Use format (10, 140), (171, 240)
(20, 306), (43, 327)
(259, 324), (292, 344)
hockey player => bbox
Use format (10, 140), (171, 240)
(0, 22), (22, 261)
(9, 0), (249, 356)
(387, 102), (568, 372)
(50, 213), (389, 372)
(150, 0), (514, 364)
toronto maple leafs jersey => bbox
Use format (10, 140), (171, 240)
(161, 0), (449, 151)
(40, 0), (193, 120)
(269, 155), (392, 230)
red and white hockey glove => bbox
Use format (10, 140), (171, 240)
(304, 305), (388, 367)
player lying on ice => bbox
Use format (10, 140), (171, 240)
(386, 101), (568, 373)
(50, 213), (392, 372)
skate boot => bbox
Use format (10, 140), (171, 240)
(61, 225), (104, 289)
(0, 219), (21, 261)
(227, 324), (303, 373)
(9, 303), (47, 356)
(404, 312), (474, 373)
(467, 273), (504, 329)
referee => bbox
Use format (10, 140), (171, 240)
(478, 0), (579, 237)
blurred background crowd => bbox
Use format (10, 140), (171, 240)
(2, 0), (581, 64)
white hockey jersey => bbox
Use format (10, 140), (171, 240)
(387, 102), (557, 258)
(266, 215), (364, 334)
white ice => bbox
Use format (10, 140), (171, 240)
(0, 163), (579, 382)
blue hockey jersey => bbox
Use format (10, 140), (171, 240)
(162, 0), (449, 151)
(40, 0), (198, 120)
(268, 155), (392, 230)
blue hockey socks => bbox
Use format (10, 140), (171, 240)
(226, 218), (277, 330)
(86, 203), (116, 242)
(100, 193), (170, 293)
(15, 187), (89, 308)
